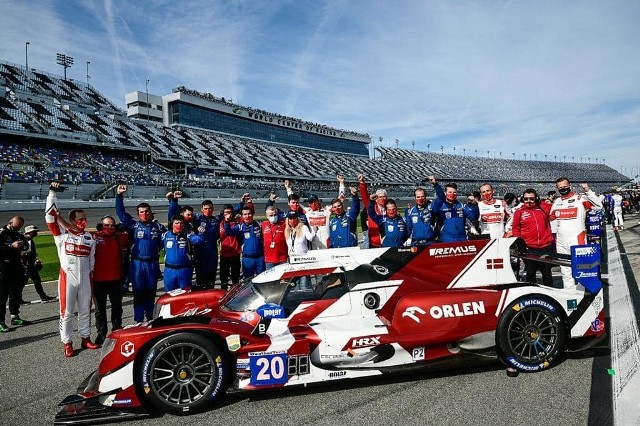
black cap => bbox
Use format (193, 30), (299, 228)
(306, 194), (319, 203)
(286, 211), (299, 219)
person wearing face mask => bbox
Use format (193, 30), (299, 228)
(404, 188), (436, 247)
(511, 189), (554, 287)
(328, 183), (361, 248)
(46, 182), (99, 357)
(262, 206), (288, 269)
(549, 177), (602, 289)
(477, 183), (510, 239)
(115, 184), (166, 323)
(359, 173), (388, 248)
(0, 216), (30, 332)
(366, 194), (408, 248)
(161, 215), (204, 292)
(92, 216), (129, 345)
(428, 176), (479, 242)
(223, 206), (265, 280)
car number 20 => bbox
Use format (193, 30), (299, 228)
(249, 353), (288, 386)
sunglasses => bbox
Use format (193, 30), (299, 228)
(523, 197), (536, 201)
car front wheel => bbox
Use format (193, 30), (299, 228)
(139, 332), (226, 414)
(496, 297), (566, 372)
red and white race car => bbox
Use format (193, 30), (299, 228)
(56, 237), (606, 424)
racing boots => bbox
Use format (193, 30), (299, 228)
(63, 342), (75, 358)
(81, 337), (101, 350)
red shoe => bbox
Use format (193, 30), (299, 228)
(64, 342), (75, 357)
(81, 337), (101, 350)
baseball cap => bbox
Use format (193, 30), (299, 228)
(24, 225), (39, 233)
(286, 211), (299, 220)
(306, 194), (320, 203)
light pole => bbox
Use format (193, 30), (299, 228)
(56, 53), (74, 80)
(25, 41), (30, 71)
(86, 61), (90, 85)
(145, 78), (150, 122)
(427, 143), (430, 153)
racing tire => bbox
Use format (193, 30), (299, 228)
(138, 333), (226, 415)
(496, 297), (566, 372)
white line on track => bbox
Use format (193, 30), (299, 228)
(607, 225), (640, 425)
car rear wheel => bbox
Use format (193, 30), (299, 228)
(496, 297), (566, 372)
(139, 333), (226, 414)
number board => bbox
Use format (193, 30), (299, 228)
(249, 352), (288, 386)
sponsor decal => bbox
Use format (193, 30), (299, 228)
(240, 312), (256, 322)
(292, 255), (317, 262)
(412, 347), (425, 361)
(575, 271), (598, 279)
(350, 336), (381, 348)
(166, 240), (173, 249)
(402, 306), (426, 323)
(121, 341), (135, 357)
(226, 334), (241, 352)
(331, 254), (351, 259)
(141, 349), (155, 391)
(112, 399), (132, 405)
(566, 299), (578, 311)
(256, 303), (285, 319)
(329, 371), (347, 378)
(486, 258), (504, 269)
(210, 355), (225, 401)
(592, 297), (602, 313)
(591, 319), (605, 333)
(513, 299), (556, 313)
(373, 265), (389, 275)
(507, 356), (550, 372)
(167, 288), (186, 297)
(182, 307), (212, 317)
(429, 301), (486, 319)
(429, 245), (477, 257)
(236, 359), (250, 370)
(575, 246), (597, 256)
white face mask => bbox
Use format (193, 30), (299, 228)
(268, 216), (278, 224)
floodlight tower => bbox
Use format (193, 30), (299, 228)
(56, 53), (74, 80)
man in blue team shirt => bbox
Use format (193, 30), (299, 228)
(328, 178), (361, 248)
(363, 175), (407, 247)
(428, 176), (479, 242)
(405, 187), (436, 246)
(115, 184), (165, 322)
(161, 215), (204, 291)
(223, 206), (265, 279)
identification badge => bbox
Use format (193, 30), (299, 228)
(270, 242), (276, 248)
(244, 232), (250, 239)
(387, 225), (394, 232)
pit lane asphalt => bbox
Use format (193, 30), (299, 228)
(1, 213), (638, 426)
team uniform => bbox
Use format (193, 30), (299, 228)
(115, 196), (165, 322)
(262, 220), (288, 268)
(224, 220), (265, 279)
(304, 207), (332, 249)
(45, 191), (96, 344)
(612, 193), (624, 229)
(511, 202), (554, 286)
(161, 230), (204, 291)
(405, 203), (436, 246)
(367, 201), (408, 247)
(550, 189), (601, 289)
(431, 184), (479, 242)
(219, 219), (242, 289)
(328, 194), (361, 248)
(359, 182), (385, 247)
(478, 199), (509, 239)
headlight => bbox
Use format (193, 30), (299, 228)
(100, 338), (116, 361)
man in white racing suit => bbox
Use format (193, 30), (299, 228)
(478, 183), (509, 239)
(549, 177), (601, 289)
(45, 182), (99, 357)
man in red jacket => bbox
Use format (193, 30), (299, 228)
(510, 188), (554, 287)
(262, 206), (287, 268)
(358, 174), (386, 248)
(92, 215), (129, 345)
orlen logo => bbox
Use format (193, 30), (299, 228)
(429, 301), (486, 319)
(350, 336), (381, 348)
(429, 245), (477, 256)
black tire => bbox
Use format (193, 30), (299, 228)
(496, 297), (566, 372)
(138, 333), (226, 415)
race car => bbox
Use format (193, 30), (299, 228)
(55, 237), (606, 424)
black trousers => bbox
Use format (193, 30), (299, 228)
(0, 264), (23, 321)
(523, 245), (555, 287)
(93, 280), (124, 340)
(219, 255), (240, 289)
(25, 265), (47, 297)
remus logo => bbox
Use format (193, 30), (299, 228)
(429, 245), (477, 256)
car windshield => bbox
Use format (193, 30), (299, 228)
(222, 280), (288, 312)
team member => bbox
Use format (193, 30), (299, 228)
(0, 216), (29, 332)
(359, 174), (387, 247)
(328, 184), (360, 248)
(405, 188), (436, 246)
(510, 189), (554, 287)
(366, 193), (408, 247)
(612, 190), (624, 230)
(115, 184), (165, 322)
(45, 182), (99, 357)
(262, 206), (288, 269)
(92, 215), (129, 345)
(267, 191), (309, 227)
(219, 204), (242, 290)
(477, 183), (509, 239)
(162, 215), (204, 291)
(22, 225), (55, 302)
(223, 206), (265, 279)
(428, 176), (479, 242)
(549, 177), (602, 289)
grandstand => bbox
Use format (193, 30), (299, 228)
(0, 58), (630, 202)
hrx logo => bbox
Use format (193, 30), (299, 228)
(350, 336), (381, 348)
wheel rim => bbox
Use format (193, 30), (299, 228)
(507, 307), (559, 363)
(150, 343), (216, 406)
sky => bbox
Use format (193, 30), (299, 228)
(1, 0), (639, 179)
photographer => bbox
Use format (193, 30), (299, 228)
(0, 216), (30, 332)
(22, 225), (55, 302)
